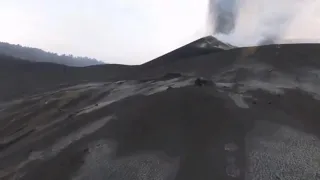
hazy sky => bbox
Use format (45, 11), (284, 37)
(0, 0), (209, 64)
(1, 0), (320, 64)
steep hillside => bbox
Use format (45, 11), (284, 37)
(0, 54), (134, 101)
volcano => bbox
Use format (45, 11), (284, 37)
(1, 36), (320, 180)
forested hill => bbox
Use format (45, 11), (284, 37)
(0, 42), (104, 66)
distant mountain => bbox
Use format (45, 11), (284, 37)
(0, 42), (105, 67)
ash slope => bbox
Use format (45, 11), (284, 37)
(0, 36), (232, 101)
(0, 54), (135, 101)
(1, 38), (320, 180)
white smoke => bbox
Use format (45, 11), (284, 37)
(208, 0), (320, 46)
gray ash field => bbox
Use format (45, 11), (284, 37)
(1, 36), (320, 180)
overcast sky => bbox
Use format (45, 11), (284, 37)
(1, 0), (320, 64)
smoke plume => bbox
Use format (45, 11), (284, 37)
(207, 0), (320, 46)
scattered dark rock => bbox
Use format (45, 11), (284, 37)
(95, 104), (98, 106)
(194, 78), (212, 87)
(167, 86), (173, 91)
(268, 101), (272, 104)
(83, 148), (89, 153)
(252, 101), (257, 104)
(28, 149), (33, 154)
(68, 114), (74, 119)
